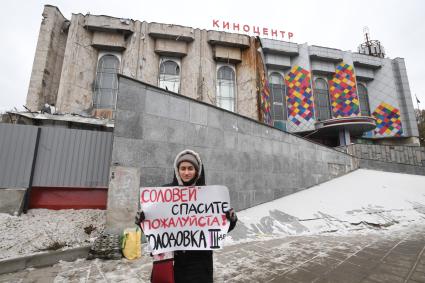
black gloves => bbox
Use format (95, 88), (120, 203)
(225, 208), (238, 222)
(135, 211), (145, 228)
(225, 208), (238, 232)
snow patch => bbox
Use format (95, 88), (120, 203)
(1, 169), (424, 261)
(227, 169), (425, 244)
(0, 209), (105, 260)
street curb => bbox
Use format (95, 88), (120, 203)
(0, 245), (90, 275)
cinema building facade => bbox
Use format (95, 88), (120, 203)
(26, 5), (419, 147)
(2, 4), (424, 217)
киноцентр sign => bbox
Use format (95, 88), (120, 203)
(139, 185), (230, 255)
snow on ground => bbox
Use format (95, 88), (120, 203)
(0, 209), (105, 260)
(228, 169), (425, 243)
(1, 168), (424, 261)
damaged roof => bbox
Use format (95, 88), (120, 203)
(7, 111), (115, 128)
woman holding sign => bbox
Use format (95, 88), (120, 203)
(136, 149), (238, 283)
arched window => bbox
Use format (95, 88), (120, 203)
(314, 78), (331, 121)
(159, 59), (180, 93)
(216, 65), (236, 112)
(357, 83), (371, 116)
(94, 54), (120, 109)
(269, 72), (287, 124)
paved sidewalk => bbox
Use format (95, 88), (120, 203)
(1, 225), (425, 282)
(214, 225), (425, 283)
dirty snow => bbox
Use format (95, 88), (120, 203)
(0, 209), (105, 260)
(1, 168), (424, 261)
(228, 169), (425, 243)
(48, 223), (425, 282)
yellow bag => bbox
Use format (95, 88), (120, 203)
(121, 227), (142, 260)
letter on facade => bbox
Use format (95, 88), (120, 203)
(213, 19), (219, 28)
(288, 32), (294, 40)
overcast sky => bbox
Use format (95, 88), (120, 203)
(1, 0), (424, 112)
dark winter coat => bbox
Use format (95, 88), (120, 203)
(164, 149), (237, 283)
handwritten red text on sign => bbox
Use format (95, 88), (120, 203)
(140, 185), (231, 254)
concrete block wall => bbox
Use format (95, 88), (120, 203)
(359, 159), (425, 175)
(342, 52), (355, 68)
(106, 166), (140, 234)
(366, 58), (402, 124)
(26, 5), (68, 111)
(310, 60), (335, 74)
(121, 21), (142, 80)
(236, 37), (258, 120)
(46, 10), (258, 120)
(261, 38), (299, 55)
(352, 53), (382, 68)
(26, 6), (418, 148)
(56, 13), (98, 114)
(181, 29), (202, 101)
(355, 67), (374, 81)
(265, 53), (291, 69)
(287, 43), (315, 133)
(111, 76), (357, 213)
(309, 46), (343, 61)
(27, 6), (418, 144)
(0, 188), (26, 215)
(342, 143), (425, 167)
(392, 58), (419, 137)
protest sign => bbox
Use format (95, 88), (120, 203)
(139, 185), (230, 255)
